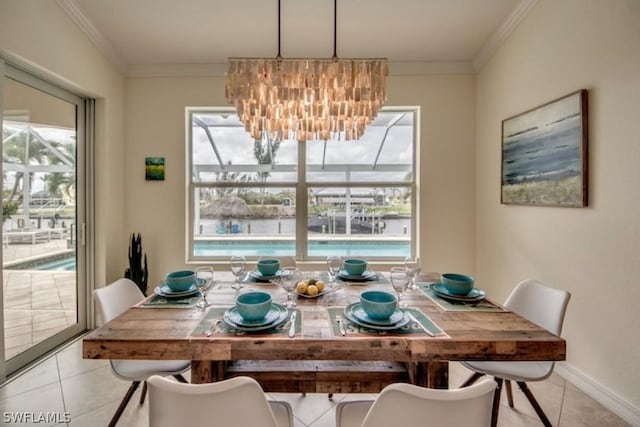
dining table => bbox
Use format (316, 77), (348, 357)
(82, 270), (566, 392)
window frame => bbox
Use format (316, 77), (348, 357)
(186, 106), (419, 263)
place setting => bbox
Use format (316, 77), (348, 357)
(192, 290), (301, 337)
(140, 269), (209, 308)
(329, 290), (446, 336)
(417, 273), (508, 312)
(336, 258), (385, 284)
(246, 258), (283, 283)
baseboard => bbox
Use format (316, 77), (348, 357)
(555, 362), (640, 426)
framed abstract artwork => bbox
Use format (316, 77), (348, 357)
(501, 89), (588, 207)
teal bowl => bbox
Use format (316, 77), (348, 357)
(360, 291), (397, 320)
(165, 270), (196, 292)
(236, 291), (272, 321)
(441, 273), (474, 295)
(343, 259), (367, 276)
(257, 259), (280, 276)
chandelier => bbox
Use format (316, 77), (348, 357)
(225, 0), (388, 142)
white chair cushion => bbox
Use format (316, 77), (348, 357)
(462, 361), (554, 382)
(111, 359), (190, 381)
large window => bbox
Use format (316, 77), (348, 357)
(187, 107), (417, 262)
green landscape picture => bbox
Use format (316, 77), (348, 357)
(145, 157), (165, 181)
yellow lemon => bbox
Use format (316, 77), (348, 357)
(296, 282), (308, 294)
(315, 281), (325, 292)
(306, 284), (319, 296)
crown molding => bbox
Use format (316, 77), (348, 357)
(125, 61), (475, 78)
(56, 0), (128, 73)
(472, 0), (539, 70)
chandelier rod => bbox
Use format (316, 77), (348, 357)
(332, 0), (337, 60)
(277, 0), (282, 60)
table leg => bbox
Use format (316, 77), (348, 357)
(415, 361), (449, 389)
(427, 361), (449, 389)
(191, 361), (228, 384)
(190, 360), (213, 384)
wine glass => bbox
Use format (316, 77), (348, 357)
(390, 267), (410, 308)
(327, 256), (342, 288)
(404, 256), (421, 291)
(195, 266), (214, 309)
(230, 256), (246, 290)
(279, 266), (298, 308)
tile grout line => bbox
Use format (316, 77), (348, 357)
(556, 378), (567, 426)
(53, 352), (70, 427)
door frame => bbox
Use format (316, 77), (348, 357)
(0, 60), (91, 380)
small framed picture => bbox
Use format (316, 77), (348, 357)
(501, 89), (588, 207)
(145, 157), (165, 181)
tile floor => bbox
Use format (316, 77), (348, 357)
(0, 335), (630, 426)
(2, 240), (76, 358)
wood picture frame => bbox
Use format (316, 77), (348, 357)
(501, 89), (588, 207)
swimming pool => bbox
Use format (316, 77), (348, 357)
(194, 239), (410, 258)
(33, 257), (76, 271)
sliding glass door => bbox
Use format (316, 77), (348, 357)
(0, 62), (87, 378)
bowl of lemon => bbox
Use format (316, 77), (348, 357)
(295, 278), (327, 298)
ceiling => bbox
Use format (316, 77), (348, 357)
(60, 0), (536, 76)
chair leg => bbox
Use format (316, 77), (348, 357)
(505, 380), (514, 407)
(491, 378), (503, 427)
(461, 371), (484, 388)
(173, 374), (188, 383)
(139, 381), (148, 405)
(109, 381), (140, 427)
(517, 382), (552, 427)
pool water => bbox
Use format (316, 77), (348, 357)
(194, 240), (410, 258)
(34, 257), (76, 271)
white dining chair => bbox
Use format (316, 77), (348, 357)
(93, 278), (190, 427)
(460, 278), (571, 427)
(336, 378), (496, 427)
(147, 375), (293, 427)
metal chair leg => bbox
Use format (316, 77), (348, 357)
(461, 371), (484, 388)
(491, 378), (503, 427)
(517, 381), (553, 427)
(139, 380), (148, 405)
(505, 379), (514, 407)
(173, 374), (188, 383)
(109, 381), (140, 427)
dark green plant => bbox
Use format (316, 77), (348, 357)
(124, 233), (148, 296)
(2, 200), (19, 223)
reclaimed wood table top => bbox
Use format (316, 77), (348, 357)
(83, 272), (566, 364)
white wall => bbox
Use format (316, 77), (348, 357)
(0, 0), (126, 288)
(475, 0), (640, 418)
(123, 73), (477, 284)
